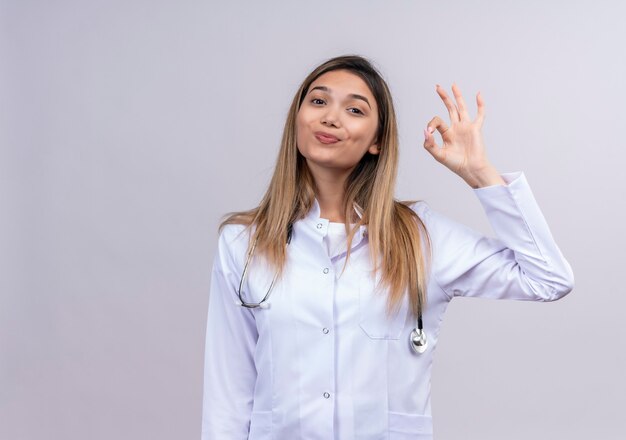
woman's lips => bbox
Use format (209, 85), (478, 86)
(314, 132), (340, 144)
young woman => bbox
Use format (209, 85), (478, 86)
(201, 55), (574, 440)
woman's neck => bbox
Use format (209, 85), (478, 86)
(309, 164), (350, 223)
(317, 193), (345, 222)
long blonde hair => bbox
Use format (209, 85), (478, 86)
(219, 55), (432, 319)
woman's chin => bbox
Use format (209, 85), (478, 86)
(305, 158), (357, 175)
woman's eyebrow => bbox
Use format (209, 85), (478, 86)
(309, 85), (371, 109)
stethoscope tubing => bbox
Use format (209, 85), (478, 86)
(234, 222), (427, 354)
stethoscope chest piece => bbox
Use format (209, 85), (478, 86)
(409, 327), (428, 354)
(239, 221), (429, 356)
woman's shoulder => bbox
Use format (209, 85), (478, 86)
(406, 199), (480, 246)
(404, 199), (435, 226)
(219, 222), (251, 242)
(406, 200), (431, 216)
(218, 222), (257, 253)
(214, 222), (255, 270)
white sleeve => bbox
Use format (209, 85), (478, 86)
(417, 171), (575, 302)
(201, 226), (258, 440)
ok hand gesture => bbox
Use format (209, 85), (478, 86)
(423, 84), (505, 189)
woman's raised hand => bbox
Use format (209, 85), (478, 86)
(423, 84), (505, 189)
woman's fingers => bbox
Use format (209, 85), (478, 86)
(474, 91), (485, 128)
(426, 116), (450, 137)
(423, 117), (447, 163)
(435, 84), (460, 122)
(451, 83), (471, 121)
(423, 127), (442, 162)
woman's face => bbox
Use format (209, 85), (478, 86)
(296, 69), (380, 175)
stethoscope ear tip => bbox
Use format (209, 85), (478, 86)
(259, 302), (271, 309)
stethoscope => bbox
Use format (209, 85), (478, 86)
(234, 222), (428, 354)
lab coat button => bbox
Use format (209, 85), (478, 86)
(323, 267), (329, 274)
(323, 328), (329, 334)
(323, 392), (331, 399)
(316, 223), (323, 229)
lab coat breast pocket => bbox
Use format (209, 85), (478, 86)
(358, 269), (408, 340)
(248, 410), (272, 439)
(388, 411), (433, 439)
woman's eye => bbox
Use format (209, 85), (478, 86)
(348, 108), (364, 115)
(311, 98), (325, 105)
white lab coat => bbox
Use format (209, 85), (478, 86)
(201, 171), (574, 440)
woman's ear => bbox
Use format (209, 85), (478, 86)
(368, 144), (381, 155)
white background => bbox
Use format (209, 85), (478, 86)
(1, 0), (624, 438)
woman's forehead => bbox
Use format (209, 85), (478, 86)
(308, 70), (374, 98)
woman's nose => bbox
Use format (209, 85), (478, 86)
(321, 106), (340, 127)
